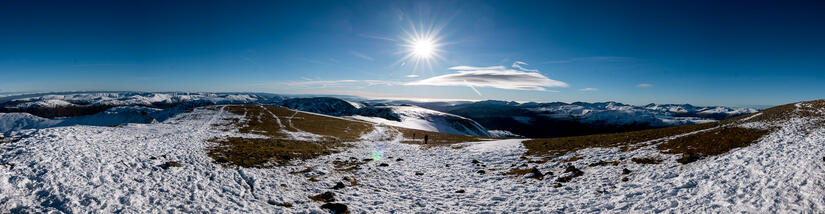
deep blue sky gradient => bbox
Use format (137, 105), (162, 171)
(1, 0), (824, 106)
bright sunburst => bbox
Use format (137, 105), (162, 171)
(411, 38), (435, 59)
(400, 23), (444, 71)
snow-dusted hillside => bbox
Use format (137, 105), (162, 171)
(0, 106), (184, 135)
(7, 92), (266, 107)
(281, 97), (490, 137)
(0, 101), (823, 213)
(349, 105), (490, 137)
(0, 113), (61, 135)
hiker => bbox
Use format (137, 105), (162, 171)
(424, 135), (428, 144)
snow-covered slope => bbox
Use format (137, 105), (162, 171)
(0, 106), (181, 135)
(349, 105), (491, 137)
(281, 97), (490, 137)
(1, 101), (822, 213)
(0, 113), (61, 135)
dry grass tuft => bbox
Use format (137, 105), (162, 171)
(658, 127), (771, 164)
(309, 192), (336, 202)
(395, 128), (485, 145)
(506, 167), (544, 180)
(588, 160), (621, 167)
(631, 157), (663, 164)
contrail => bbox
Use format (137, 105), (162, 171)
(464, 80), (483, 96)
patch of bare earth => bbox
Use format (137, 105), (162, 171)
(207, 104), (373, 168)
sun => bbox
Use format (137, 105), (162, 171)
(399, 24), (444, 71)
(411, 38), (435, 59)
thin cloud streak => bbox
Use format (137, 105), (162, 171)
(512, 61), (538, 72)
(350, 51), (375, 61)
(636, 83), (654, 88)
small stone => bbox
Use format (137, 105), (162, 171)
(553, 183), (563, 188)
(415, 172), (424, 176)
(455, 189), (465, 193)
(332, 182), (346, 190)
(476, 170), (486, 174)
(160, 161), (182, 169)
(445, 164), (450, 167)
(471, 159), (480, 164)
(622, 168), (631, 175)
(396, 158), (403, 161)
(320, 203), (348, 214)
(621, 177), (629, 182)
(378, 163), (389, 167)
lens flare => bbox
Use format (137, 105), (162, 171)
(371, 146), (384, 161)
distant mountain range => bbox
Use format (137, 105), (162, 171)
(366, 100), (756, 138)
(0, 92), (757, 138)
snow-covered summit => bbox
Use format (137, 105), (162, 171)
(281, 97), (490, 137)
(350, 105), (491, 137)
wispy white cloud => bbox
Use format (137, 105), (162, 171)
(350, 51), (374, 61)
(636, 83), (654, 88)
(579, 88), (598, 91)
(405, 74), (419, 78)
(512, 61), (538, 72)
(406, 61), (569, 91)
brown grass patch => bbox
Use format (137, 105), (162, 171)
(208, 105), (374, 167)
(658, 127), (771, 164)
(556, 165), (584, 183)
(588, 160), (620, 167)
(522, 121), (722, 159)
(331, 158), (370, 172)
(396, 128), (484, 145)
(506, 167), (544, 180)
(631, 157), (663, 164)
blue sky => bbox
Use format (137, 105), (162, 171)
(1, 0), (824, 106)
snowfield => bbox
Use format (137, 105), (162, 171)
(1, 105), (823, 213)
(349, 105), (490, 137)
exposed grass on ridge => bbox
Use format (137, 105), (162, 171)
(207, 105), (373, 168)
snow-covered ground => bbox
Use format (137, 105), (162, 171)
(1, 105), (823, 213)
(349, 105), (490, 137)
